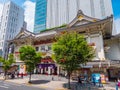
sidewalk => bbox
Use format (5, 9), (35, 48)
(0, 75), (119, 90)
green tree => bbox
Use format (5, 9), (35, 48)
(19, 45), (42, 83)
(52, 32), (95, 89)
(0, 54), (15, 80)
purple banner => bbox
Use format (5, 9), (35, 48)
(39, 64), (56, 68)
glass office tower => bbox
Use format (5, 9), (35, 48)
(34, 0), (47, 33)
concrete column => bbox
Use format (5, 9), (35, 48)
(41, 68), (43, 74)
(52, 68), (54, 74)
(57, 66), (60, 75)
(48, 67), (51, 75)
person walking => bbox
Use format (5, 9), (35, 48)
(17, 72), (19, 78)
(115, 80), (119, 90)
(52, 76), (54, 81)
(99, 76), (101, 87)
(21, 73), (23, 79)
(78, 76), (82, 84)
(93, 77), (96, 86)
(117, 78), (120, 87)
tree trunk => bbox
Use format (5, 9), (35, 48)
(68, 72), (71, 89)
(29, 72), (32, 83)
(4, 71), (7, 80)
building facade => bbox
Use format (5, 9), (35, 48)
(11, 11), (119, 80)
(34, 0), (113, 33)
(0, 1), (24, 58)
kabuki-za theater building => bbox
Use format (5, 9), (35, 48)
(9, 10), (120, 80)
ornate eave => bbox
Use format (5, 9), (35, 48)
(32, 14), (113, 43)
(14, 28), (35, 39)
(57, 15), (113, 39)
(10, 10), (113, 45)
(35, 30), (57, 40)
(9, 28), (35, 45)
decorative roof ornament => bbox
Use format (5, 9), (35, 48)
(77, 10), (84, 17)
(68, 9), (100, 27)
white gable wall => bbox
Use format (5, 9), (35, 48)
(105, 39), (120, 60)
(86, 32), (105, 60)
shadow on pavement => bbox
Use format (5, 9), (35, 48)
(62, 82), (104, 90)
(31, 80), (50, 84)
(63, 82), (77, 90)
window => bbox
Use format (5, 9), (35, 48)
(2, 35), (4, 39)
(9, 35), (11, 39)
(41, 46), (45, 51)
(1, 43), (2, 47)
(48, 45), (51, 51)
(4, 29), (5, 33)
(7, 10), (9, 14)
(6, 16), (7, 20)
(35, 47), (39, 51)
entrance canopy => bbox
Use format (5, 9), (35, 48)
(38, 64), (56, 69)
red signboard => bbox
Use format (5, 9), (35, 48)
(41, 59), (54, 63)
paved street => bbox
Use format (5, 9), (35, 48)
(0, 80), (45, 90)
(0, 74), (119, 90)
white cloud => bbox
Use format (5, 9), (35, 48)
(23, 0), (35, 32)
(114, 18), (120, 34)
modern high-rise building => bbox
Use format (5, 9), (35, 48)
(0, 1), (24, 58)
(34, 0), (113, 33)
(34, 0), (47, 33)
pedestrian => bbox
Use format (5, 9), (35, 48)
(11, 73), (15, 79)
(93, 77), (96, 86)
(115, 80), (119, 90)
(17, 72), (19, 78)
(58, 74), (61, 81)
(52, 75), (54, 80)
(21, 73), (23, 79)
(99, 76), (102, 87)
(117, 78), (120, 87)
(78, 76), (82, 84)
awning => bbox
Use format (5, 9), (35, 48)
(80, 60), (120, 68)
(80, 61), (111, 68)
(38, 64), (56, 68)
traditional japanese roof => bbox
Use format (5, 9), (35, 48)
(10, 10), (113, 44)
(14, 28), (35, 39)
(57, 11), (113, 39)
(8, 28), (35, 44)
(68, 10), (100, 27)
(35, 30), (57, 40)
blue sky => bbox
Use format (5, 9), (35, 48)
(112, 0), (120, 34)
(112, 0), (120, 19)
(9, 0), (35, 7)
(0, 0), (120, 33)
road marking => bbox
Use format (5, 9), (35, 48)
(4, 82), (22, 86)
(0, 85), (9, 88)
(55, 88), (69, 90)
(3, 83), (10, 86)
(40, 86), (48, 89)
